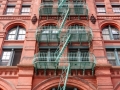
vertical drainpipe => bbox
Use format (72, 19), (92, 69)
(108, 25), (114, 40)
(114, 48), (120, 66)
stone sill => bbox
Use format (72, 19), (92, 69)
(111, 66), (120, 69)
(0, 66), (17, 69)
(4, 40), (24, 43)
(104, 40), (120, 43)
(97, 14), (120, 16)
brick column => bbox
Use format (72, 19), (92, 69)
(17, 65), (34, 90)
(0, 31), (5, 55)
(86, 0), (108, 64)
(104, 0), (113, 14)
(19, 0), (40, 65)
(95, 65), (113, 90)
(14, 0), (22, 15)
(0, 0), (7, 15)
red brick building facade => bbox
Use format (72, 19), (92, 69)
(0, 0), (120, 90)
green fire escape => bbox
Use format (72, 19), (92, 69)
(33, 0), (96, 90)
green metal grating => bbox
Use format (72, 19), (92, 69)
(33, 52), (96, 73)
(39, 7), (88, 16)
(36, 26), (93, 43)
(34, 0), (95, 90)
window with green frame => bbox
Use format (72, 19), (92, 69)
(0, 49), (22, 66)
(41, 25), (58, 42)
(106, 49), (120, 66)
(73, 0), (84, 14)
(7, 26), (26, 40)
(102, 25), (120, 40)
(42, 0), (53, 14)
(68, 24), (87, 42)
(38, 48), (58, 61)
(68, 48), (89, 61)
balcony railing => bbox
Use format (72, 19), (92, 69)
(36, 26), (93, 43)
(33, 52), (96, 69)
(39, 7), (88, 16)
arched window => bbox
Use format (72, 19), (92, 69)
(68, 24), (87, 42)
(40, 24), (58, 42)
(102, 25), (120, 40)
(7, 26), (26, 40)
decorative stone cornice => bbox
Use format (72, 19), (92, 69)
(0, 66), (18, 77)
(110, 66), (120, 77)
(17, 64), (34, 69)
(95, 64), (112, 70)
(97, 14), (120, 20)
(32, 76), (97, 90)
(0, 16), (31, 20)
(39, 16), (88, 20)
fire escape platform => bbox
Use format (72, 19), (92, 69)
(36, 27), (93, 43)
(33, 52), (96, 74)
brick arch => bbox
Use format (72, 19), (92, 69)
(114, 82), (120, 90)
(39, 20), (58, 27)
(0, 22), (4, 31)
(0, 77), (16, 90)
(65, 20), (89, 28)
(3, 20), (27, 32)
(99, 20), (120, 30)
(32, 76), (96, 90)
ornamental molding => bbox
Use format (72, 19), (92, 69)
(0, 16), (31, 20)
(95, 64), (112, 70)
(0, 66), (18, 77)
(0, 77), (16, 90)
(97, 15), (120, 20)
(39, 16), (88, 20)
(32, 76), (97, 90)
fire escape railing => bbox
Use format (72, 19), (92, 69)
(33, 0), (96, 90)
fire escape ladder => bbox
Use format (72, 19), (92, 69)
(56, 0), (70, 90)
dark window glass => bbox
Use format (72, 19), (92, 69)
(96, 5), (106, 14)
(69, 49), (89, 61)
(106, 51), (116, 66)
(112, 5), (120, 13)
(0, 49), (22, 66)
(5, 6), (15, 15)
(12, 50), (22, 66)
(21, 5), (30, 15)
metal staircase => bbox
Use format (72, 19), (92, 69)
(33, 0), (96, 90)
(56, 0), (70, 89)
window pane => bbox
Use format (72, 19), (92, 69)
(12, 50), (22, 66)
(96, 5), (106, 13)
(21, 6), (30, 15)
(9, 29), (16, 34)
(102, 29), (109, 34)
(18, 35), (25, 40)
(112, 28), (120, 40)
(112, 6), (120, 13)
(7, 27), (26, 40)
(103, 35), (110, 40)
(1, 51), (11, 66)
(6, 6), (15, 15)
(19, 29), (26, 34)
(107, 51), (116, 66)
(8, 35), (16, 40)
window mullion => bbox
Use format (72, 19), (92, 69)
(114, 49), (120, 66)
(7, 49), (14, 66)
(108, 25), (114, 40)
(47, 49), (50, 61)
(15, 26), (19, 40)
